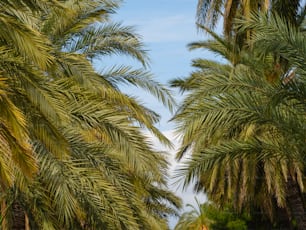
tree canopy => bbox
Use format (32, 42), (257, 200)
(0, 1), (181, 229)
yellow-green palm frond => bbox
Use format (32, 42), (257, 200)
(172, 15), (305, 221)
(41, 0), (115, 42)
(32, 142), (141, 229)
(101, 65), (176, 113)
(65, 23), (150, 66)
(239, 12), (306, 76)
(0, 78), (38, 186)
(0, 3), (54, 69)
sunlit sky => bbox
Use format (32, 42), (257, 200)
(103, 1), (218, 228)
(104, 0), (220, 131)
(95, 1), (306, 228)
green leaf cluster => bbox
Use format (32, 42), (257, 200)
(172, 4), (306, 229)
(175, 200), (249, 230)
(0, 1), (181, 229)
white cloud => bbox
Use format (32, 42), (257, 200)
(144, 129), (207, 229)
(144, 129), (207, 204)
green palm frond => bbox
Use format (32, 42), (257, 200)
(196, 0), (305, 38)
(29, 143), (139, 229)
(196, 0), (224, 29)
(188, 26), (241, 65)
(0, 0), (180, 229)
(175, 200), (212, 230)
(0, 79), (38, 185)
(66, 23), (149, 66)
(271, 0), (301, 26)
(0, 4), (53, 69)
(172, 13), (305, 223)
(239, 13), (306, 75)
(40, 0), (119, 40)
(101, 65), (176, 112)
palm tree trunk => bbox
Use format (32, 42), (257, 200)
(25, 213), (30, 230)
(286, 176), (306, 230)
(275, 206), (293, 230)
(12, 201), (26, 230)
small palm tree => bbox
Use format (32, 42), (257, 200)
(175, 199), (212, 230)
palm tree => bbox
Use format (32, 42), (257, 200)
(175, 200), (248, 230)
(0, 0), (181, 229)
(241, 13), (306, 229)
(0, 0), (56, 188)
(196, 0), (305, 37)
(171, 14), (306, 229)
(175, 199), (212, 230)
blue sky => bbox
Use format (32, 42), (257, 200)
(104, 0), (220, 131)
(104, 1), (216, 228)
(99, 1), (305, 228)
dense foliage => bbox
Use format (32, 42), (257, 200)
(175, 200), (249, 230)
(1, 0), (306, 229)
(0, 0), (181, 229)
(173, 0), (306, 229)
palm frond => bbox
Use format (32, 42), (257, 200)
(101, 65), (176, 113)
(66, 23), (149, 66)
(238, 13), (306, 75)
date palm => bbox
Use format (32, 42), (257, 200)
(175, 199), (212, 230)
(0, 0), (59, 189)
(171, 14), (306, 229)
(196, 0), (305, 37)
(0, 0), (181, 229)
(175, 200), (249, 230)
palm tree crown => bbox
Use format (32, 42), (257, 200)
(0, 1), (182, 229)
(171, 13), (306, 229)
